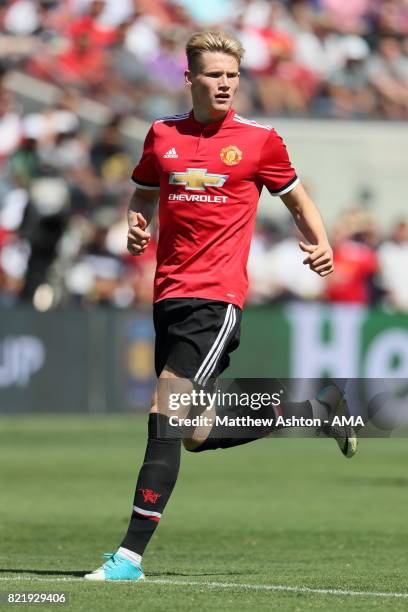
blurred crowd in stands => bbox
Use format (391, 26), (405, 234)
(248, 211), (408, 311)
(0, 0), (407, 118)
(0, 0), (407, 312)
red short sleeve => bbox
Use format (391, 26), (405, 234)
(131, 126), (160, 190)
(256, 129), (298, 196)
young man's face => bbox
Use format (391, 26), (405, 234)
(185, 51), (240, 122)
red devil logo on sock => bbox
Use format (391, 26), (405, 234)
(138, 488), (162, 504)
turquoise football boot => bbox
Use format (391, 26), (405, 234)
(84, 552), (145, 581)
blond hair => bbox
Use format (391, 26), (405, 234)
(186, 31), (245, 72)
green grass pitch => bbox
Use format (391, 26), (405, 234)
(1, 416), (408, 611)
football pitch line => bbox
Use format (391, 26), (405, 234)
(0, 576), (408, 599)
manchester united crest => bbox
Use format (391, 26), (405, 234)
(220, 145), (243, 166)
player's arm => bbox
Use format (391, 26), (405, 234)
(281, 182), (334, 277)
(127, 187), (159, 257)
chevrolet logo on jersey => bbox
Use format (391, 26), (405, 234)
(169, 168), (228, 191)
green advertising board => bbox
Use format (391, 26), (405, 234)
(0, 304), (407, 412)
(230, 304), (408, 379)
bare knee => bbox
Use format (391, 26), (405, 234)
(182, 437), (205, 452)
(149, 367), (182, 413)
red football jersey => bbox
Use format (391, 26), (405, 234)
(132, 109), (298, 308)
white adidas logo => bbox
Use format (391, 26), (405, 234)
(163, 147), (178, 158)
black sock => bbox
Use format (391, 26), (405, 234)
(190, 401), (313, 452)
(121, 413), (181, 555)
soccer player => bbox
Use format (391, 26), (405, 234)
(85, 31), (357, 582)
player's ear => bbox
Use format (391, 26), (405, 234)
(184, 70), (192, 87)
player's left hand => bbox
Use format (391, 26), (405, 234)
(299, 241), (334, 277)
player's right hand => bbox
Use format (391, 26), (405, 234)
(127, 212), (151, 256)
